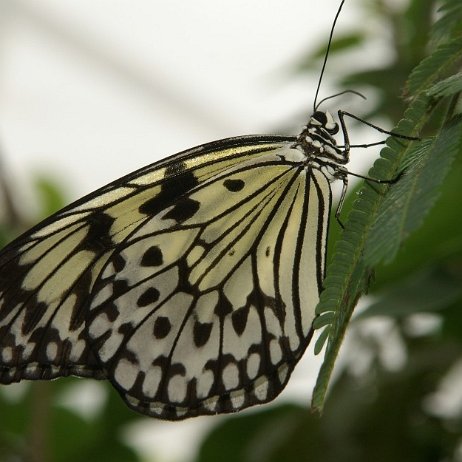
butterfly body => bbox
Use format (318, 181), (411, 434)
(0, 110), (341, 419)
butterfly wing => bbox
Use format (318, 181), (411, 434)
(0, 136), (331, 419)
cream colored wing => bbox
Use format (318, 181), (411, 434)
(0, 136), (331, 420)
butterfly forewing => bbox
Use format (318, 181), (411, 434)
(0, 135), (331, 419)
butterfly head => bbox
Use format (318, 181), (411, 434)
(296, 110), (343, 163)
(310, 111), (339, 136)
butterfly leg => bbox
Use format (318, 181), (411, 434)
(338, 110), (420, 142)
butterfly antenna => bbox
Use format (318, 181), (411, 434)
(313, 0), (346, 112)
(316, 89), (366, 109)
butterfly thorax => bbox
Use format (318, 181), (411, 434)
(296, 111), (347, 171)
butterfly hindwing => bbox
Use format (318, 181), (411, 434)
(86, 146), (332, 419)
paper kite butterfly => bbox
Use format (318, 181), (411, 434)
(0, 0), (413, 419)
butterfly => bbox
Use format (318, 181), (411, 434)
(0, 0), (413, 420)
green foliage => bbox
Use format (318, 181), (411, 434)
(0, 380), (141, 462)
(431, 0), (462, 46)
(33, 177), (68, 219)
(406, 38), (462, 96)
(366, 114), (462, 265)
(427, 72), (462, 99)
(312, 0), (462, 412)
(197, 404), (305, 462)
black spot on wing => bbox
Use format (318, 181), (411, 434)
(193, 321), (213, 347)
(223, 178), (245, 192)
(231, 306), (249, 336)
(112, 279), (130, 298)
(118, 322), (133, 336)
(214, 293), (233, 318)
(102, 303), (120, 323)
(137, 287), (160, 307)
(163, 198), (200, 223)
(138, 170), (199, 216)
(81, 211), (115, 252)
(141, 246), (163, 267)
(113, 254), (126, 272)
(153, 316), (171, 339)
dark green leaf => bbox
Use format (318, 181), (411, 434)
(312, 95), (427, 407)
(312, 64), (462, 408)
(365, 115), (462, 265)
(427, 72), (462, 98)
(407, 37), (462, 95)
(431, 0), (462, 47)
(196, 404), (306, 462)
(372, 148), (462, 289)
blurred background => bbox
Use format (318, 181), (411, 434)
(1, 0), (462, 461)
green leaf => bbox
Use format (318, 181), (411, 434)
(365, 115), (462, 266)
(312, 93), (440, 412)
(426, 72), (462, 98)
(406, 37), (462, 95)
(431, 0), (462, 47)
(371, 139), (462, 290)
(315, 95), (426, 315)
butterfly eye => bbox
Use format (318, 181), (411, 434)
(312, 111), (328, 126)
